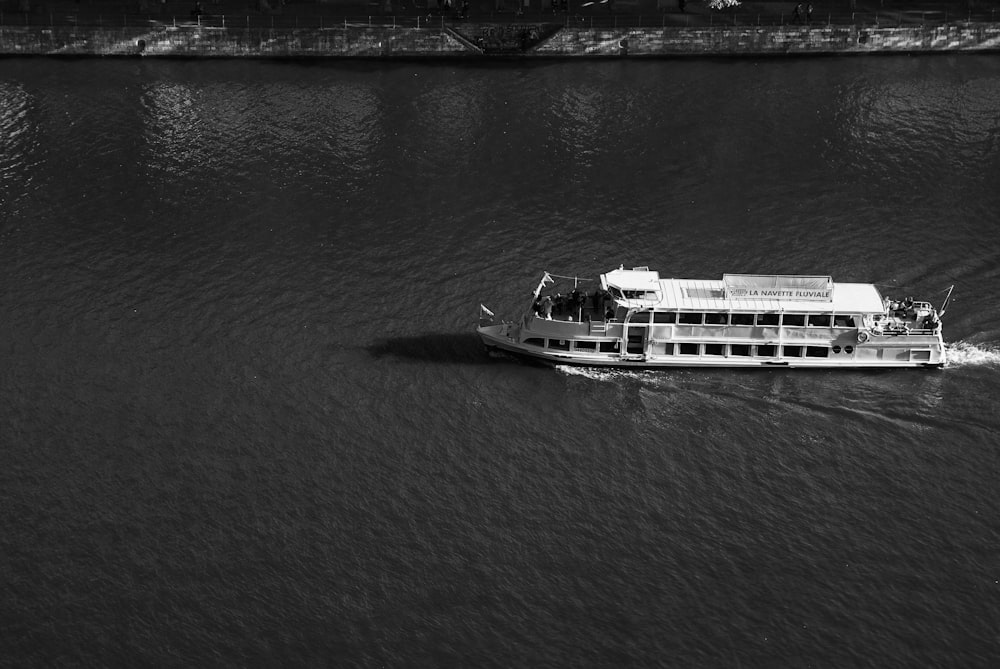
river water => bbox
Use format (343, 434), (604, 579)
(2, 56), (999, 667)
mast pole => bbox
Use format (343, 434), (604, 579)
(940, 285), (955, 317)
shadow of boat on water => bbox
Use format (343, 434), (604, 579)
(366, 332), (495, 365)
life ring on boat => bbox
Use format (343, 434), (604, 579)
(857, 331), (869, 343)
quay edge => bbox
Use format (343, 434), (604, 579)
(1, 22), (1000, 57)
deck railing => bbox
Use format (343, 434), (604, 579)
(877, 327), (939, 337)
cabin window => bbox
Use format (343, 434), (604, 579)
(783, 345), (803, 357)
(730, 313), (755, 326)
(808, 314), (833, 327)
(832, 345), (842, 354)
(679, 343), (699, 355)
(651, 342), (674, 355)
(833, 315), (856, 328)
(911, 350), (931, 362)
(631, 311), (652, 324)
(704, 343), (724, 356)
(782, 314), (806, 327)
(806, 346), (829, 358)
(730, 344), (751, 356)
(845, 345), (855, 354)
(575, 341), (597, 351)
(599, 341), (619, 353)
(653, 312), (676, 324)
(678, 313), (703, 325)
(756, 344), (777, 357)
(704, 313), (728, 325)
(756, 313), (780, 326)
(525, 338), (545, 347)
(548, 339), (569, 351)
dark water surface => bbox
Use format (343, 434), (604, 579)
(2, 57), (999, 667)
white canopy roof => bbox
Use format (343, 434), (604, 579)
(602, 268), (661, 292)
(601, 269), (886, 314)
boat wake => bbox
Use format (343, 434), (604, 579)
(555, 365), (642, 382)
(945, 341), (1000, 367)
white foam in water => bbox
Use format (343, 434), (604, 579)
(945, 341), (1000, 367)
(555, 365), (657, 382)
(555, 365), (621, 381)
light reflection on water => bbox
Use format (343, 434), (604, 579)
(0, 82), (37, 215)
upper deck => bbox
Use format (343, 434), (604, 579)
(601, 268), (886, 315)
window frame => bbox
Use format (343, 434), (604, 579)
(782, 314), (807, 327)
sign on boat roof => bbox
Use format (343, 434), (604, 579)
(723, 274), (832, 301)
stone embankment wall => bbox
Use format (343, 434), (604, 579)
(1, 22), (998, 57)
(541, 23), (1000, 55)
(0, 25), (469, 57)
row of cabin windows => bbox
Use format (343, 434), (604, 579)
(631, 312), (857, 328)
(524, 338), (852, 358)
(524, 338), (617, 353)
(667, 344), (833, 358)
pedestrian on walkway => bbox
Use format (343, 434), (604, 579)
(793, 2), (802, 23)
(806, 2), (813, 23)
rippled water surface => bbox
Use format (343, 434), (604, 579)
(2, 57), (999, 667)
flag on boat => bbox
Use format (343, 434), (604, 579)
(533, 272), (555, 298)
(480, 304), (495, 320)
(940, 285), (955, 316)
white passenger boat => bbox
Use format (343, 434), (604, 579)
(478, 266), (951, 368)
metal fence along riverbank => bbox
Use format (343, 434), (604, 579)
(1, 19), (999, 56)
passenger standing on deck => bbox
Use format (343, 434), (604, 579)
(595, 289), (608, 318)
(793, 2), (802, 23)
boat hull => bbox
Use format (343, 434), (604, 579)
(478, 324), (946, 369)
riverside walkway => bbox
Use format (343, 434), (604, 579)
(2, 0), (998, 29)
